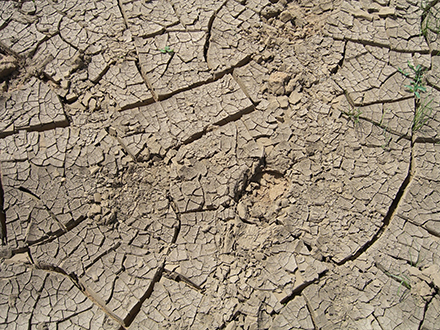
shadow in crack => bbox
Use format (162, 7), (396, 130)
(0, 162), (6, 245)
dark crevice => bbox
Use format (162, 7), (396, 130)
(330, 40), (347, 75)
(19, 186), (68, 233)
(418, 298), (431, 330)
(0, 163), (7, 246)
(162, 268), (203, 291)
(156, 55), (252, 103)
(84, 242), (122, 271)
(280, 270), (328, 305)
(372, 313), (385, 330)
(166, 191), (181, 244)
(18, 186), (40, 200)
(179, 205), (217, 215)
(334, 140), (414, 266)
(123, 261), (165, 327)
(117, 0), (129, 29)
(133, 55), (158, 102)
(352, 95), (414, 108)
(203, 0), (228, 63)
(204, 13), (215, 63)
(0, 119), (70, 139)
(181, 104), (255, 148)
(337, 37), (431, 54)
(34, 261), (85, 294)
(122, 52), (253, 114)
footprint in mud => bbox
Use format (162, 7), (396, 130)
(236, 171), (289, 224)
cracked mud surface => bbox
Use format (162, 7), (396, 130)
(0, 0), (439, 329)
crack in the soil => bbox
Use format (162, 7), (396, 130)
(153, 55), (253, 102)
(338, 37), (431, 54)
(123, 261), (165, 327)
(184, 103), (255, 146)
(334, 139), (414, 266)
(163, 267), (204, 291)
(0, 119), (70, 139)
(133, 56), (158, 103)
(280, 270), (328, 306)
(84, 242), (122, 271)
(0, 185), (88, 253)
(19, 186), (68, 233)
(166, 191), (181, 244)
(302, 293), (319, 330)
(203, 0), (228, 63)
(34, 260), (85, 292)
(330, 40), (346, 75)
(117, 0), (129, 30)
(0, 161), (7, 246)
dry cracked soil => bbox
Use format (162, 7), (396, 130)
(0, 0), (440, 329)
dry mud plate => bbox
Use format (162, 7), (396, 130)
(0, 0), (440, 329)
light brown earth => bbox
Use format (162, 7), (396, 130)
(0, 0), (440, 329)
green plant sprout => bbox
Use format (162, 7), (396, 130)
(344, 107), (362, 125)
(381, 127), (392, 149)
(398, 61), (427, 99)
(407, 239), (424, 268)
(159, 46), (174, 54)
(385, 271), (412, 300)
(413, 96), (434, 131)
(398, 61), (435, 131)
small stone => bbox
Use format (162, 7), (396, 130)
(279, 10), (293, 23)
(262, 4), (282, 19)
(21, 1), (36, 15)
(277, 96), (289, 109)
(289, 91), (302, 105)
(237, 201), (248, 220)
(65, 92), (78, 103)
(89, 98), (97, 111)
(268, 72), (290, 96)
(88, 204), (102, 217)
(89, 166), (100, 175)
(60, 80), (70, 90)
(94, 193), (102, 204)
(378, 7), (395, 17)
